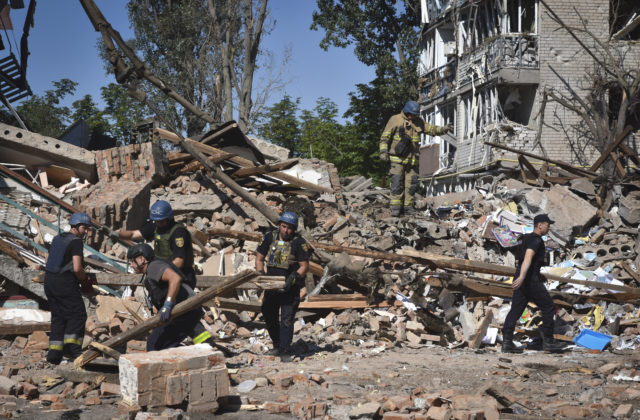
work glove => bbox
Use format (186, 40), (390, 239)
(101, 226), (120, 242)
(80, 273), (97, 294)
(380, 151), (390, 162)
(283, 271), (302, 293)
(443, 123), (453, 134)
(159, 300), (175, 322)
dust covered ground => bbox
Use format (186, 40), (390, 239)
(3, 336), (639, 419)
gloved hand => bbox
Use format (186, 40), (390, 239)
(443, 123), (453, 134)
(80, 273), (97, 294)
(101, 226), (120, 242)
(283, 271), (301, 293)
(380, 151), (389, 162)
(159, 300), (175, 322)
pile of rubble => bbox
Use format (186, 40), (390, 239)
(1, 120), (640, 418)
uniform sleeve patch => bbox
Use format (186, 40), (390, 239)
(301, 242), (310, 252)
(175, 237), (184, 248)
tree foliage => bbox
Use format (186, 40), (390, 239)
(100, 83), (149, 144)
(259, 96), (379, 179)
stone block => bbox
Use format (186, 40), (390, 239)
(0, 375), (18, 395)
(613, 404), (633, 418)
(264, 402), (290, 414)
(119, 344), (226, 407)
(349, 401), (381, 418)
(426, 405), (452, 420)
(452, 395), (498, 420)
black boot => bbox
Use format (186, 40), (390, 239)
(542, 336), (568, 353)
(390, 207), (402, 217)
(502, 340), (524, 354)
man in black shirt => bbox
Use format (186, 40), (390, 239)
(44, 212), (93, 364)
(256, 212), (310, 359)
(117, 200), (196, 288)
(127, 243), (213, 351)
(502, 214), (566, 353)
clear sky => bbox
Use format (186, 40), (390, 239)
(5, 1), (374, 123)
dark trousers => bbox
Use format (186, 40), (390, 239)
(44, 272), (87, 364)
(147, 307), (212, 351)
(261, 287), (300, 353)
(503, 279), (556, 341)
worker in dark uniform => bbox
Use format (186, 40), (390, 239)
(117, 200), (196, 288)
(127, 243), (213, 351)
(44, 212), (93, 364)
(502, 214), (566, 353)
(380, 101), (452, 217)
(256, 212), (310, 359)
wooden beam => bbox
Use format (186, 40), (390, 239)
(89, 342), (121, 360)
(589, 125), (633, 172)
(484, 142), (597, 178)
(621, 262), (640, 287)
(200, 123), (238, 145)
(179, 151), (237, 174)
(468, 311), (493, 349)
(74, 270), (258, 368)
(0, 322), (50, 335)
(517, 154), (539, 180)
(230, 159), (299, 179)
(155, 128), (333, 194)
(206, 227), (422, 265)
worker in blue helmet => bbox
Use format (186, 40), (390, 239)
(116, 200), (196, 288)
(126, 243), (214, 351)
(380, 100), (453, 217)
(44, 212), (95, 364)
(255, 211), (310, 361)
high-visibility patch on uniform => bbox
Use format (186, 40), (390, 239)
(175, 237), (184, 248)
(193, 330), (212, 344)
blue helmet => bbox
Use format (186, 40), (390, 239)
(150, 200), (173, 221)
(69, 212), (91, 227)
(403, 101), (420, 116)
(278, 211), (298, 229)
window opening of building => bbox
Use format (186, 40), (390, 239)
(610, 0), (640, 40)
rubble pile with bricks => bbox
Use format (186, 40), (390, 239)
(1, 122), (640, 418)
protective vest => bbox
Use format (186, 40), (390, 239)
(265, 230), (298, 270)
(153, 223), (194, 269)
(45, 233), (76, 274)
(143, 260), (195, 310)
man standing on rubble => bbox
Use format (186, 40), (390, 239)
(256, 212), (310, 360)
(502, 214), (566, 353)
(127, 243), (214, 350)
(116, 200), (196, 288)
(380, 101), (452, 217)
(44, 212), (94, 364)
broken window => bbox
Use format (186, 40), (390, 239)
(609, 87), (640, 131)
(506, 0), (537, 34)
(461, 86), (500, 141)
(498, 85), (537, 126)
(610, 0), (640, 40)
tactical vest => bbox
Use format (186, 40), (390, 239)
(143, 260), (195, 310)
(45, 233), (76, 274)
(265, 230), (298, 270)
(153, 223), (194, 269)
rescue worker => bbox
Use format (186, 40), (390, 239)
(256, 212), (310, 360)
(127, 243), (214, 351)
(502, 214), (567, 353)
(117, 200), (196, 288)
(380, 101), (452, 217)
(44, 212), (93, 364)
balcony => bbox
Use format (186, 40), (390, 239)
(424, 0), (470, 23)
(458, 34), (539, 87)
(419, 61), (457, 103)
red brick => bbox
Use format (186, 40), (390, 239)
(50, 402), (68, 410)
(26, 331), (49, 351)
(39, 394), (61, 403)
(85, 396), (101, 405)
(383, 413), (415, 420)
(264, 402), (290, 414)
(613, 404), (633, 418)
(275, 373), (293, 390)
(100, 382), (120, 396)
(117, 399), (142, 418)
(426, 405), (452, 420)
(19, 382), (38, 399)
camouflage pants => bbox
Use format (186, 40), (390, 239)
(389, 161), (418, 214)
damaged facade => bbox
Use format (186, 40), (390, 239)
(417, 0), (640, 192)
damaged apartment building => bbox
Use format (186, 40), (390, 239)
(417, 0), (640, 193)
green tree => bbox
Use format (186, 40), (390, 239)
(100, 83), (149, 144)
(311, 0), (421, 182)
(6, 79), (78, 138)
(258, 95), (301, 154)
(71, 94), (110, 136)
